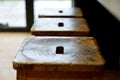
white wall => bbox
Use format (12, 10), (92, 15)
(98, 0), (120, 21)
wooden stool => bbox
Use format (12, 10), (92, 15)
(13, 37), (105, 80)
(31, 18), (90, 36)
(38, 7), (83, 18)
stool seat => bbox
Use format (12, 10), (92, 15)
(38, 7), (83, 18)
(13, 37), (105, 80)
(31, 18), (90, 36)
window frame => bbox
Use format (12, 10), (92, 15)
(0, 0), (34, 32)
(0, 0), (74, 32)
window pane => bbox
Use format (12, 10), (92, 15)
(0, 0), (26, 28)
(34, 0), (72, 20)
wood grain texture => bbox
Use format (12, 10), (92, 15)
(17, 70), (26, 80)
(38, 7), (83, 18)
(31, 18), (90, 36)
(27, 71), (93, 80)
(17, 70), (104, 80)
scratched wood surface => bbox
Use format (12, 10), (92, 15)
(13, 37), (105, 71)
(31, 18), (90, 36)
(38, 8), (83, 18)
(13, 37), (105, 80)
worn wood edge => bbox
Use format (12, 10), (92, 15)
(38, 16), (83, 18)
(31, 31), (90, 36)
(13, 62), (104, 72)
(92, 37), (106, 66)
(12, 37), (32, 70)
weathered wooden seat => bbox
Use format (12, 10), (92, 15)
(13, 36), (105, 80)
(31, 18), (90, 36)
(38, 7), (83, 18)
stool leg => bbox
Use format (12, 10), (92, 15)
(92, 72), (103, 80)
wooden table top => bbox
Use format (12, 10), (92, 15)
(38, 7), (83, 18)
(31, 18), (90, 36)
(13, 37), (105, 71)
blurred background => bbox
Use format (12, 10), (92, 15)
(0, 0), (72, 29)
(0, 0), (119, 80)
